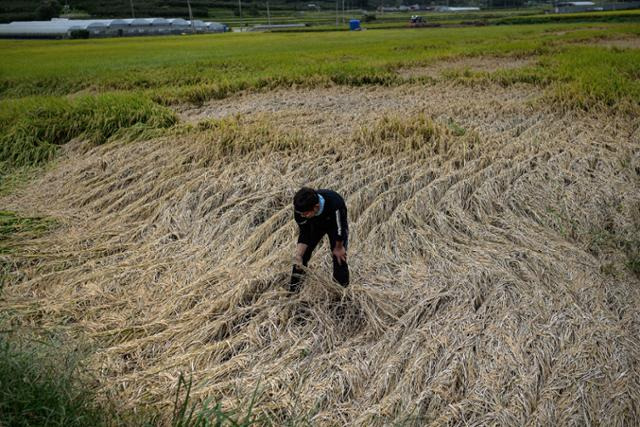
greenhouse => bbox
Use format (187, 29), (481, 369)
(0, 18), (227, 39)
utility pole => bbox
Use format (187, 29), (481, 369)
(267, 0), (271, 24)
(129, 0), (135, 18)
(187, 0), (194, 31)
(238, 0), (243, 22)
(342, 0), (345, 23)
(336, 0), (339, 26)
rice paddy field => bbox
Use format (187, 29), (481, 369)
(1, 20), (640, 425)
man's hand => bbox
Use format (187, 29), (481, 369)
(294, 243), (308, 266)
(332, 244), (347, 265)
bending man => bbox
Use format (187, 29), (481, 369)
(290, 187), (349, 292)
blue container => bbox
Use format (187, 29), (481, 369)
(349, 19), (361, 31)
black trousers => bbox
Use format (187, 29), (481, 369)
(290, 230), (349, 292)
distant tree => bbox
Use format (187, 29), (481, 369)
(36, 0), (62, 20)
(247, 3), (260, 16)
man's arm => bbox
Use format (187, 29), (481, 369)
(295, 211), (312, 244)
(334, 207), (347, 241)
(332, 206), (348, 265)
(294, 243), (308, 265)
(294, 210), (311, 265)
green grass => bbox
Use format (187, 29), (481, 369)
(172, 373), (263, 427)
(0, 334), (111, 427)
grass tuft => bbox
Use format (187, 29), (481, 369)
(172, 373), (262, 427)
(0, 333), (108, 427)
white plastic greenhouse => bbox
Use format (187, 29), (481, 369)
(0, 18), (227, 39)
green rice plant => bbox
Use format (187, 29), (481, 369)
(0, 26), (603, 97)
(72, 93), (177, 144)
(588, 225), (640, 278)
(0, 97), (71, 168)
(441, 40), (640, 114)
(0, 210), (56, 243)
(446, 118), (467, 137)
(494, 9), (640, 26)
(0, 23), (638, 113)
(489, 65), (552, 87)
(353, 114), (455, 156)
(195, 117), (305, 161)
(0, 93), (177, 170)
(0, 211), (57, 291)
(327, 68), (400, 87)
(153, 80), (251, 106)
(546, 45), (640, 113)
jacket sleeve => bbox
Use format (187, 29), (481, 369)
(334, 205), (348, 241)
(295, 211), (313, 245)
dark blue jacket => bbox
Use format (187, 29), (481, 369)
(294, 189), (348, 245)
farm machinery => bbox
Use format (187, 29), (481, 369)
(410, 15), (427, 27)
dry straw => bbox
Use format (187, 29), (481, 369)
(1, 84), (639, 426)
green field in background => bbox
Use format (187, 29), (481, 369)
(2, 22), (639, 97)
(1, 21), (639, 171)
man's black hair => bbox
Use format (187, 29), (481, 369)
(293, 187), (318, 212)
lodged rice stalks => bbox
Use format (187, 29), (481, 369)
(0, 94), (176, 170)
(1, 83), (639, 426)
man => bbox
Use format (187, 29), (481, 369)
(290, 187), (349, 292)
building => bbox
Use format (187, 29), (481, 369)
(434, 6), (481, 12)
(0, 18), (227, 39)
(553, 1), (598, 12)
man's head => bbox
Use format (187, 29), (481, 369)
(294, 187), (319, 218)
